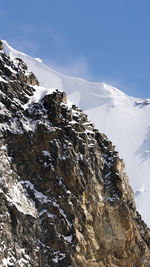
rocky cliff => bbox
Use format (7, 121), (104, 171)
(0, 40), (150, 267)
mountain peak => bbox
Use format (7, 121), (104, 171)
(0, 49), (150, 266)
(1, 40), (150, 228)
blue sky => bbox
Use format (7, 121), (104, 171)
(0, 0), (150, 98)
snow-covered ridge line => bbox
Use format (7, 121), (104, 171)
(2, 40), (126, 97)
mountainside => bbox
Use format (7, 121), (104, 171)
(0, 41), (150, 266)
(3, 40), (150, 227)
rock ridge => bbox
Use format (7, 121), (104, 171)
(0, 41), (150, 266)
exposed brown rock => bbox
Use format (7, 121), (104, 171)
(0, 40), (3, 50)
(0, 48), (150, 267)
(26, 72), (40, 86)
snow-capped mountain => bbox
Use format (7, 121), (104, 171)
(0, 42), (150, 266)
(3, 40), (150, 227)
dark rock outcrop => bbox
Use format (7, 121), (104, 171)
(0, 40), (3, 50)
(0, 40), (150, 266)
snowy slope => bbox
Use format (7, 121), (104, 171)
(3, 40), (150, 226)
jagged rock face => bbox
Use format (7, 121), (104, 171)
(0, 40), (3, 50)
(0, 43), (150, 267)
